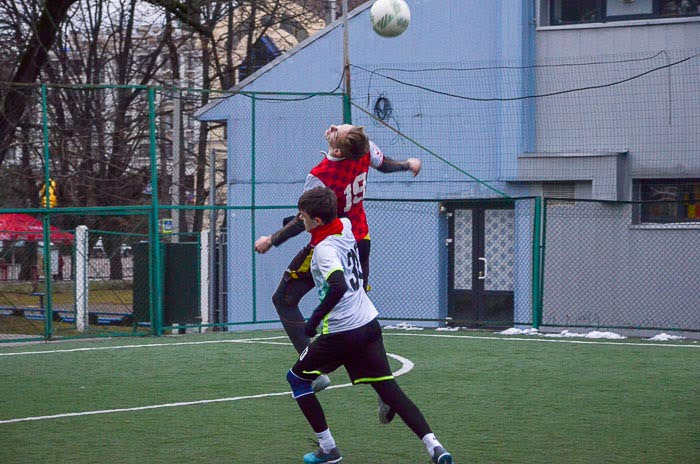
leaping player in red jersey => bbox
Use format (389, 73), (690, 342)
(254, 124), (420, 423)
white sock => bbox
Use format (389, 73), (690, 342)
(422, 433), (443, 456)
(316, 428), (336, 453)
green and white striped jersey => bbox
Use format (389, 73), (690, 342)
(311, 218), (378, 334)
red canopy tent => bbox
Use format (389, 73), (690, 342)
(0, 213), (74, 244)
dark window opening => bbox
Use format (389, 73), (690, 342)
(634, 178), (700, 223)
(552, 0), (602, 24)
(549, 0), (700, 25)
(237, 35), (281, 82)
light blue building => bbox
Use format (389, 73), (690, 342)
(198, 1), (699, 334)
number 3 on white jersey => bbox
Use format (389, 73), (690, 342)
(343, 172), (367, 212)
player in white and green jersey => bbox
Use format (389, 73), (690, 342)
(308, 216), (376, 334)
(286, 187), (454, 464)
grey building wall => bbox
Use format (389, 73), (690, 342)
(542, 201), (700, 331)
(530, 15), (700, 332)
(531, 20), (700, 193)
(198, 4), (699, 334)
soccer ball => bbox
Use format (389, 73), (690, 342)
(370, 0), (411, 38)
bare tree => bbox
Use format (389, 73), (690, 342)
(0, 1), (210, 278)
(0, 0), (212, 169)
(183, 0), (332, 232)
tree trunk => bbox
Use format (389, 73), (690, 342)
(0, 0), (78, 167)
(105, 233), (124, 280)
(18, 119), (39, 279)
(18, 242), (38, 281)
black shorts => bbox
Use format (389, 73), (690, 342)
(291, 318), (394, 385)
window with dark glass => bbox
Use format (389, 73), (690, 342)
(551, 0), (602, 24)
(634, 178), (700, 223)
(237, 35), (281, 82)
(549, 0), (700, 25)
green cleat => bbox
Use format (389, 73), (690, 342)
(431, 445), (453, 464)
(303, 447), (342, 463)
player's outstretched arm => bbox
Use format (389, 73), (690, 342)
(376, 154), (421, 176)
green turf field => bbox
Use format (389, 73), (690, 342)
(1, 330), (698, 463)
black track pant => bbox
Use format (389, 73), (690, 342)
(296, 379), (431, 439)
(272, 271), (315, 354)
(272, 245), (315, 354)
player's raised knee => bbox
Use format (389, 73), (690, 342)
(286, 369), (314, 399)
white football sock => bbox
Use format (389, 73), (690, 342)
(422, 433), (443, 456)
(316, 428), (336, 453)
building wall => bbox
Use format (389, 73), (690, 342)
(531, 15), (700, 332)
(198, 0), (535, 328)
(532, 21), (700, 187)
(542, 201), (700, 332)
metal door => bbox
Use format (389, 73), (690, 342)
(447, 201), (515, 327)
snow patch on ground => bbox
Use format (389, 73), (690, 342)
(436, 326), (460, 331)
(544, 330), (626, 339)
(646, 333), (685, 341)
(498, 328), (539, 336)
(498, 328), (626, 339)
(387, 324), (686, 342)
(383, 322), (424, 331)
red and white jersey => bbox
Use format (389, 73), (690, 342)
(304, 141), (384, 241)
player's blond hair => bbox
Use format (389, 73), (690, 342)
(336, 126), (370, 160)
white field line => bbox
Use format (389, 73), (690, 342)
(0, 353), (412, 425)
(1, 332), (696, 358)
(0, 336), (291, 357)
(384, 332), (700, 348)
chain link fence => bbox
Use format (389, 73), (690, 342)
(540, 198), (700, 335)
(0, 81), (228, 341)
(1, 80), (699, 342)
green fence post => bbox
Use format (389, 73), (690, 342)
(251, 94), (257, 323)
(148, 87), (163, 336)
(538, 197), (548, 329)
(342, 93), (352, 124)
(40, 84), (54, 339)
(531, 196), (543, 329)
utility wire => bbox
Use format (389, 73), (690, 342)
(353, 52), (699, 102)
(350, 101), (511, 199)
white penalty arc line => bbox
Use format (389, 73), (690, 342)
(0, 353), (413, 425)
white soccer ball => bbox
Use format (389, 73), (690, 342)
(370, 0), (411, 38)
